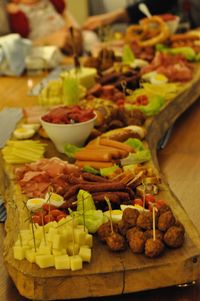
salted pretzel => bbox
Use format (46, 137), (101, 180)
(126, 16), (170, 47)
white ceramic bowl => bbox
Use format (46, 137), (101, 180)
(40, 114), (96, 153)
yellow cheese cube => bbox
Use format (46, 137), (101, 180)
(25, 249), (37, 263)
(76, 225), (88, 233)
(52, 234), (66, 249)
(37, 245), (51, 255)
(44, 221), (57, 232)
(84, 234), (93, 248)
(67, 67), (97, 89)
(70, 255), (83, 271)
(48, 227), (58, 242)
(67, 242), (79, 256)
(28, 238), (40, 248)
(35, 227), (43, 240)
(20, 229), (32, 241)
(57, 217), (68, 228)
(13, 246), (30, 260)
(79, 246), (91, 263)
(52, 248), (67, 256)
(15, 239), (29, 247)
(35, 254), (54, 268)
(74, 229), (86, 245)
(54, 255), (70, 270)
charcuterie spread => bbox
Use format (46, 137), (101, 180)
(1, 15), (200, 300)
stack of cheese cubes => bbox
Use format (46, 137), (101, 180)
(13, 216), (93, 271)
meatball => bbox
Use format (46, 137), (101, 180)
(129, 231), (146, 253)
(136, 211), (154, 230)
(118, 220), (130, 236)
(97, 222), (118, 242)
(145, 238), (165, 258)
(144, 229), (164, 241)
(158, 211), (175, 232)
(164, 226), (185, 248)
(126, 226), (142, 241)
(174, 220), (185, 233)
(106, 232), (126, 251)
(122, 208), (139, 227)
(157, 204), (172, 216)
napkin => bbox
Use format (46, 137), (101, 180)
(25, 46), (63, 71)
(0, 108), (23, 148)
(0, 34), (31, 76)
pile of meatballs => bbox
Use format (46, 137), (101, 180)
(97, 203), (185, 258)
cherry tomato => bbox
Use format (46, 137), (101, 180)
(144, 194), (156, 205)
(32, 215), (42, 226)
(44, 214), (55, 224)
(156, 199), (167, 209)
(42, 203), (57, 212)
(132, 198), (143, 207)
(135, 95), (148, 106)
(116, 99), (125, 106)
(56, 214), (67, 222)
(34, 211), (46, 218)
(50, 209), (64, 218)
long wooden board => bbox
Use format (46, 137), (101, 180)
(2, 66), (200, 300)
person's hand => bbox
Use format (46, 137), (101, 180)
(6, 3), (20, 14)
(82, 13), (112, 30)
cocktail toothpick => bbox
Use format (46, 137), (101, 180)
(105, 196), (113, 234)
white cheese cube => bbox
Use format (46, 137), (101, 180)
(79, 246), (91, 263)
(70, 255), (83, 271)
(35, 254), (54, 268)
(54, 255), (70, 270)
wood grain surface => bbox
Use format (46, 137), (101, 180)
(1, 70), (200, 300)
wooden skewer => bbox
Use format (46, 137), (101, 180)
(105, 196), (113, 234)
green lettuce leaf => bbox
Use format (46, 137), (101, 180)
(125, 95), (165, 116)
(63, 143), (81, 158)
(82, 165), (100, 175)
(121, 149), (151, 166)
(122, 45), (135, 65)
(73, 210), (106, 233)
(100, 165), (119, 177)
(124, 138), (145, 152)
(77, 189), (96, 212)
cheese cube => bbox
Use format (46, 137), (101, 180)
(28, 238), (40, 248)
(67, 67), (97, 89)
(52, 234), (66, 249)
(54, 255), (70, 270)
(37, 245), (51, 255)
(52, 248), (67, 256)
(79, 246), (91, 263)
(25, 249), (37, 263)
(76, 225), (88, 233)
(35, 254), (54, 268)
(84, 234), (93, 248)
(15, 239), (29, 247)
(44, 221), (57, 232)
(70, 255), (83, 271)
(48, 227), (58, 242)
(13, 246), (30, 260)
(74, 229), (86, 245)
(35, 227), (43, 240)
(57, 217), (68, 228)
(20, 229), (32, 241)
(67, 242), (79, 256)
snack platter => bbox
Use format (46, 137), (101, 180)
(2, 17), (200, 301)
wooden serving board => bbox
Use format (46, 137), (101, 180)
(2, 65), (200, 300)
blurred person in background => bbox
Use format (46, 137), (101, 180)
(6, 0), (99, 54)
(83, 0), (178, 30)
(0, 0), (10, 36)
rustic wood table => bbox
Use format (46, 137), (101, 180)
(0, 75), (200, 301)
